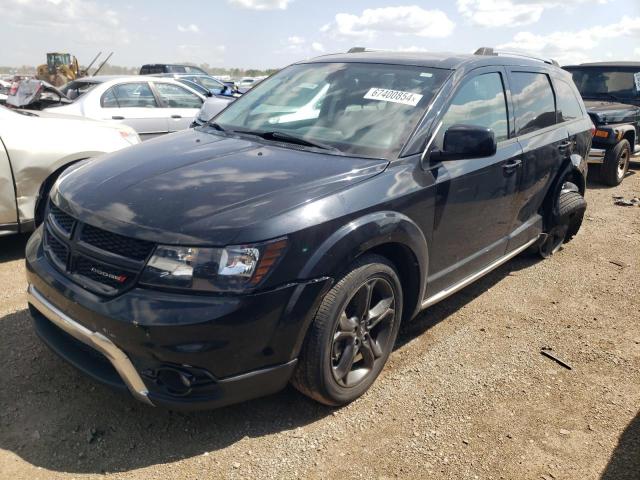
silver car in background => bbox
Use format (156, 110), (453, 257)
(0, 105), (140, 235)
(45, 76), (207, 139)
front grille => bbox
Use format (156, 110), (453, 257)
(43, 200), (155, 296)
(49, 204), (75, 235)
(44, 228), (68, 266)
(75, 256), (136, 290)
(81, 224), (154, 261)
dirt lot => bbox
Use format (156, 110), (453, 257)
(0, 168), (639, 480)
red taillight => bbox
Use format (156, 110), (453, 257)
(590, 124), (596, 137)
(8, 82), (18, 96)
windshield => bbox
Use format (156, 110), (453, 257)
(213, 62), (450, 159)
(566, 67), (640, 101)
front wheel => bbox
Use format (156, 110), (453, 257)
(291, 254), (403, 406)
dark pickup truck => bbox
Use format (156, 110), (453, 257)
(564, 62), (640, 185)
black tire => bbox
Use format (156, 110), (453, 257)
(538, 190), (587, 258)
(291, 254), (403, 406)
(601, 139), (630, 186)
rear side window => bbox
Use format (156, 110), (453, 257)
(439, 72), (509, 144)
(101, 82), (158, 108)
(555, 79), (583, 122)
(511, 72), (556, 135)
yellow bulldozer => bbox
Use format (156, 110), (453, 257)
(36, 52), (112, 87)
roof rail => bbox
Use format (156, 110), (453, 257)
(347, 47), (385, 53)
(474, 47), (559, 67)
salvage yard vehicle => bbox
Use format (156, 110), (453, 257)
(26, 48), (591, 410)
(0, 105), (139, 236)
(564, 62), (640, 185)
(139, 64), (208, 75)
(44, 76), (207, 139)
(152, 73), (239, 97)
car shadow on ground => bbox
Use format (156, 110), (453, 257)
(0, 233), (30, 263)
(600, 411), (640, 480)
(0, 252), (541, 474)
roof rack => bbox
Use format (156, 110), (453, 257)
(474, 47), (559, 67)
(347, 47), (385, 53)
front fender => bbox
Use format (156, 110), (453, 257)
(300, 210), (429, 315)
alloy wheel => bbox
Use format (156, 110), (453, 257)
(330, 277), (396, 388)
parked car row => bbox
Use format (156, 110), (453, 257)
(23, 47), (601, 412)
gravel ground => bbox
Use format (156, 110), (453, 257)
(0, 167), (639, 480)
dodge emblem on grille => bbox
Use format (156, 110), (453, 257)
(90, 267), (128, 284)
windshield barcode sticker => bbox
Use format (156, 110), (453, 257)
(363, 88), (423, 106)
(634, 72), (640, 92)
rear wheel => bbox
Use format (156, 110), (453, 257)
(291, 254), (402, 406)
(601, 139), (630, 186)
(537, 188), (586, 258)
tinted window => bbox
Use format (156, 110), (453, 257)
(439, 72), (508, 144)
(555, 79), (583, 122)
(101, 82), (158, 108)
(167, 65), (187, 73)
(155, 82), (202, 108)
(511, 72), (556, 135)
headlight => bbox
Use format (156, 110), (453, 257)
(139, 238), (287, 292)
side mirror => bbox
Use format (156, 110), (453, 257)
(432, 124), (497, 161)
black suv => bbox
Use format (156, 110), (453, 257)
(26, 49), (592, 410)
(564, 62), (640, 185)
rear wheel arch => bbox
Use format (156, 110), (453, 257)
(542, 159), (586, 226)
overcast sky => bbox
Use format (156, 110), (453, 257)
(0, 0), (638, 69)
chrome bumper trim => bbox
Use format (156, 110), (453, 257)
(27, 284), (154, 405)
(588, 148), (605, 163)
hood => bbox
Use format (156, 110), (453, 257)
(54, 128), (388, 244)
(583, 99), (640, 125)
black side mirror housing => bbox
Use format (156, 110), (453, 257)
(432, 124), (497, 161)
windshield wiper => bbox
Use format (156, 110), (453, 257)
(207, 121), (226, 131)
(233, 130), (341, 153)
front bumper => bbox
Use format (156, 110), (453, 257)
(25, 227), (332, 410)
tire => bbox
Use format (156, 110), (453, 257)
(291, 254), (403, 406)
(538, 190), (587, 258)
(601, 139), (630, 186)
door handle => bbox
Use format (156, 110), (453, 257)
(171, 115), (182, 119)
(111, 115), (125, 120)
(503, 159), (522, 172)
